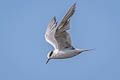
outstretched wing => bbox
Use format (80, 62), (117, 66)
(45, 17), (58, 49)
(55, 3), (76, 50)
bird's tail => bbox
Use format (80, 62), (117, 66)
(77, 48), (95, 53)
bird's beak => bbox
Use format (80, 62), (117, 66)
(46, 58), (50, 64)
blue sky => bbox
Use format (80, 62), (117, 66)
(0, 0), (120, 80)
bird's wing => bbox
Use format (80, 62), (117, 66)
(55, 3), (76, 50)
(45, 17), (58, 49)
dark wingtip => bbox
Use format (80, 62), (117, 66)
(73, 2), (76, 6)
(53, 16), (56, 21)
(71, 3), (76, 13)
(72, 3), (76, 8)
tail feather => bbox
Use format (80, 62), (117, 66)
(77, 48), (95, 53)
(82, 48), (95, 52)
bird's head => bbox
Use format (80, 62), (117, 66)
(46, 50), (54, 64)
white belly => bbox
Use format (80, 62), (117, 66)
(52, 49), (79, 59)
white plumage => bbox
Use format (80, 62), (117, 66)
(45, 3), (93, 64)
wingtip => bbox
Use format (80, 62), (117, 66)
(73, 3), (76, 6)
(71, 3), (76, 12)
(53, 16), (56, 21)
(72, 3), (76, 8)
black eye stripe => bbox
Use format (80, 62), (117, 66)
(49, 51), (53, 57)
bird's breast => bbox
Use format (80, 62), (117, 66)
(52, 49), (79, 59)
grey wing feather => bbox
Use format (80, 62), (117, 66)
(55, 3), (76, 50)
(45, 17), (58, 49)
(57, 3), (76, 31)
(55, 31), (73, 50)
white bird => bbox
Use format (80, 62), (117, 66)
(45, 3), (93, 64)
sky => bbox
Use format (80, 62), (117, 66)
(0, 0), (120, 80)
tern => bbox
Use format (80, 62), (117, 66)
(45, 3), (93, 64)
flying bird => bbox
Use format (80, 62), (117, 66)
(45, 3), (93, 64)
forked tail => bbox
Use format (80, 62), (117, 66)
(82, 48), (95, 52)
(77, 48), (95, 53)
